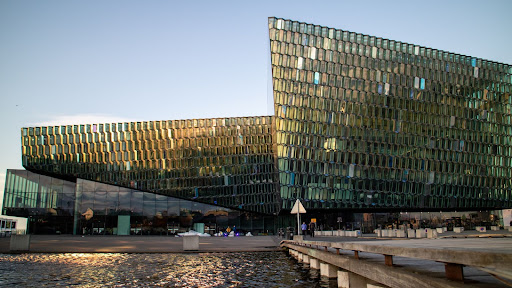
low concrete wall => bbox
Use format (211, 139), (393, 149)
(384, 229), (397, 237)
(318, 230), (360, 237)
(396, 230), (406, 238)
(415, 229), (426, 238)
(426, 228), (438, 239)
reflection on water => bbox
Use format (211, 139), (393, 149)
(0, 252), (337, 287)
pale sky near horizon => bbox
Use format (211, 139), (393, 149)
(1, 0), (511, 200)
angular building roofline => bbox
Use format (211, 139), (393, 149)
(269, 17), (512, 70)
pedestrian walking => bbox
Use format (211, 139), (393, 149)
(309, 221), (315, 238)
(301, 222), (307, 236)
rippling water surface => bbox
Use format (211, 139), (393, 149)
(0, 252), (336, 287)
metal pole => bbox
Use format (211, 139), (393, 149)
(297, 212), (300, 237)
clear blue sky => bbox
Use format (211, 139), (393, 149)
(1, 0), (511, 196)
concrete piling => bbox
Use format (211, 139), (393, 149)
(320, 262), (337, 278)
(310, 257), (320, 269)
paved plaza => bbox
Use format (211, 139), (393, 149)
(1, 229), (510, 253)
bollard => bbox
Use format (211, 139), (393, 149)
(453, 227), (464, 233)
(183, 235), (199, 251)
(10, 235), (30, 251)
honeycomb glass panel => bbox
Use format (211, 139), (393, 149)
(21, 116), (280, 215)
(269, 17), (512, 211)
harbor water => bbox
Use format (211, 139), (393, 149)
(0, 252), (337, 287)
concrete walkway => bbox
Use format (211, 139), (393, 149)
(303, 230), (512, 283)
(0, 235), (282, 253)
(283, 230), (512, 287)
(308, 228), (512, 241)
(284, 240), (510, 288)
(1, 229), (509, 254)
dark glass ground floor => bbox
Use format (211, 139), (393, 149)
(5, 208), (278, 236)
(5, 207), (506, 236)
(3, 170), (507, 235)
(3, 170), (279, 235)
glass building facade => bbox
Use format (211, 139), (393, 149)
(269, 17), (512, 211)
(21, 116), (280, 215)
(3, 17), (512, 234)
(3, 170), (276, 235)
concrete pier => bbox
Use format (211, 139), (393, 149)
(283, 237), (512, 287)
